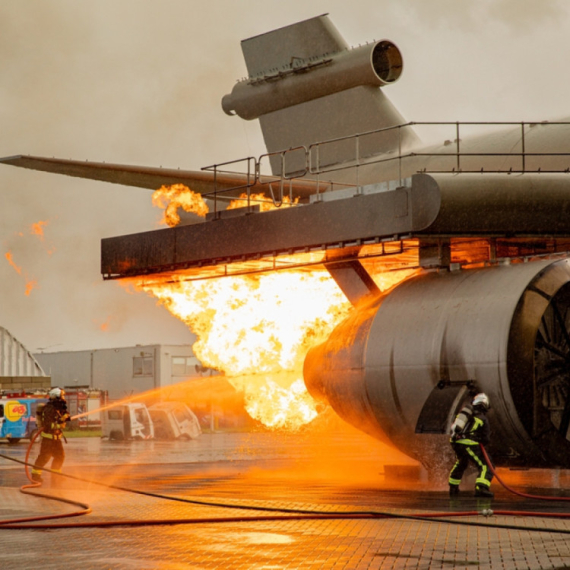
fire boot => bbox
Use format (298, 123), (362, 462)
(449, 484), (460, 496)
(31, 472), (43, 484)
(474, 485), (494, 498)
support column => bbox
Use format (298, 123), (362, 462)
(325, 248), (380, 307)
(419, 238), (451, 269)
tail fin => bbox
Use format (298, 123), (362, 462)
(223, 14), (418, 175)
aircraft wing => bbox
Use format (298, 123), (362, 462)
(0, 155), (255, 195)
(0, 155), (326, 200)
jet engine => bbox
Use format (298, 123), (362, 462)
(222, 40), (403, 120)
(304, 258), (570, 468)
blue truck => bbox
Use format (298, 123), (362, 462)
(0, 397), (48, 444)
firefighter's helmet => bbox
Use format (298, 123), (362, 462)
(49, 387), (65, 400)
(472, 392), (490, 411)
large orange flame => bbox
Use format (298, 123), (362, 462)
(133, 269), (352, 430)
(152, 185), (299, 227)
(152, 184), (209, 226)
(142, 187), (417, 430)
(134, 265), (416, 430)
(133, 264), (418, 430)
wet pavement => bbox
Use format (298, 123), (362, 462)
(1, 429), (570, 569)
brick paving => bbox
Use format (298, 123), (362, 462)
(1, 433), (570, 569)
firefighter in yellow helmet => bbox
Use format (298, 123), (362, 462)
(448, 392), (494, 498)
(31, 387), (70, 484)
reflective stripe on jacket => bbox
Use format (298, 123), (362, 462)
(452, 413), (490, 446)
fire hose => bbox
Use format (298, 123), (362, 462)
(480, 444), (570, 503)
(1, 428), (91, 526)
(2, 440), (570, 532)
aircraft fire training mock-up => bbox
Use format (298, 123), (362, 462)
(4, 14), (570, 471)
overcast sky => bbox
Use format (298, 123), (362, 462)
(1, 0), (569, 354)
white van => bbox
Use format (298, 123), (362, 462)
(102, 403), (154, 440)
(148, 402), (201, 440)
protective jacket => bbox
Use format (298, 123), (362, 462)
(31, 398), (70, 482)
(450, 404), (490, 446)
(40, 399), (69, 440)
(449, 403), (493, 491)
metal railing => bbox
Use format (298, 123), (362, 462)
(201, 121), (570, 213)
(308, 121), (570, 184)
(201, 156), (256, 214)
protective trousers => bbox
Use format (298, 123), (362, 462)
(31, 436), (65, 477)
(448, 442), (493, 489)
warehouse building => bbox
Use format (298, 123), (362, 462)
(34, 345), (248, 429)
(0, 326), (51, 393)
(34, 344), (203, 400)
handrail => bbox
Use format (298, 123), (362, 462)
(200, 121), (570, 212)
(201, 156), (257, 212)
(259, 146), (308, 206)
(308, 120), (570, 185)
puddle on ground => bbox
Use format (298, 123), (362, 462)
(224, 532), (294, 545)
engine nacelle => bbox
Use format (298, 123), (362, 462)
(222, 40), (403, 120)
(304, 258), (570, 468)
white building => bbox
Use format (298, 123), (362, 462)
(34, 344), (203, 400)
(0, 326), (50, 392)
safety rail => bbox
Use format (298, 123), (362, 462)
(202, 151), (357, 213)
(308, 121), (570, 185)
(201, 156), (256, 213)
(201, 121), (570, 213)
(258, 146), (307, 207)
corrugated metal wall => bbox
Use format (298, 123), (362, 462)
(0, 327), (47, 377)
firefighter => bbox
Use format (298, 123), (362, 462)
(448, 392), (494, 498)
(31, 387), (70, 484)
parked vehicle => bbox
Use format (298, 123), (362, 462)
(149, 402), (202, 440)
(0, 397), (48, 443)
(102, 403), (154, 441)
(63, 389), (107, 430)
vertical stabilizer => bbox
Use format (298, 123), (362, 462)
(222, 15), (418, 175)
(241, 14), (348, 77)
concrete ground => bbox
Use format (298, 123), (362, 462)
(1, 428), (570, 569)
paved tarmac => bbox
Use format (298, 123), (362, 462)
(1, 426), (570, 569)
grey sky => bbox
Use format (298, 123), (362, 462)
(1, 0), (569, 353)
